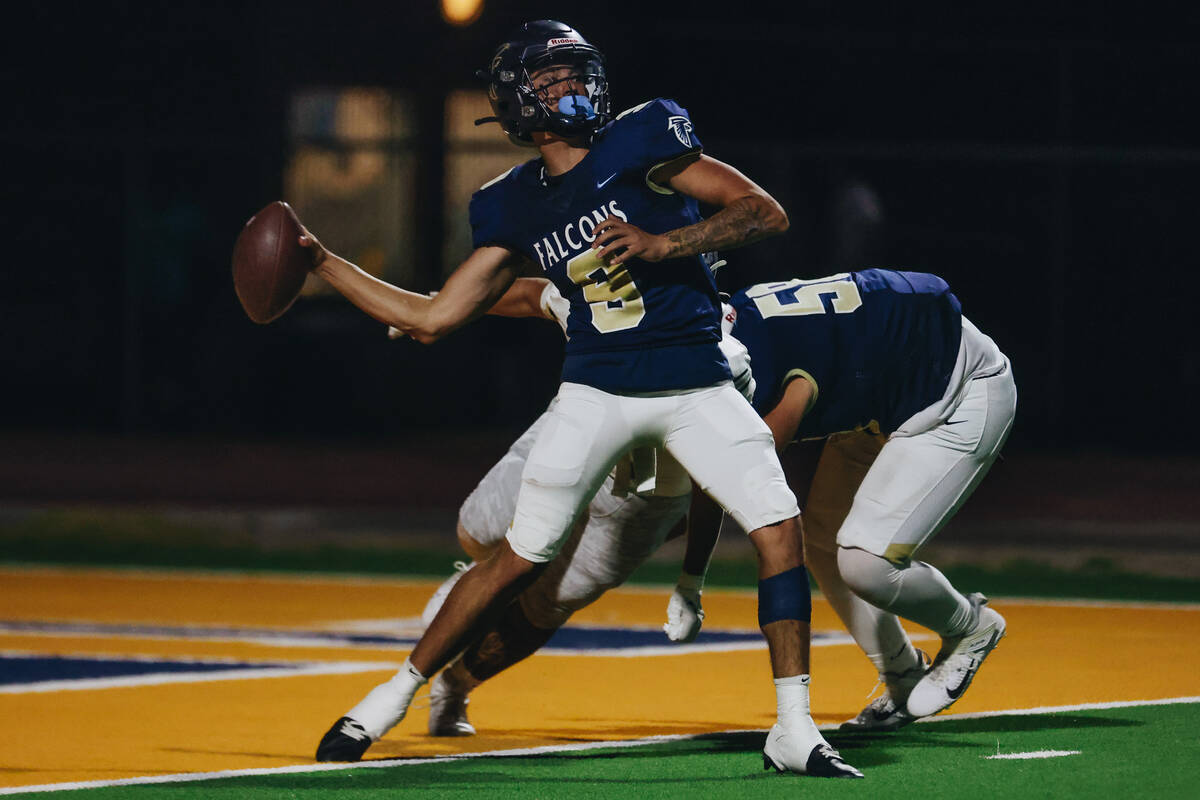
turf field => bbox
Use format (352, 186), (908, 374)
(18, 703), (1197, 799)
(2, 564), (1198, 798)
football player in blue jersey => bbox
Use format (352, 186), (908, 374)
(302, 20), (859, 777)
(717, 269), (1017, 729)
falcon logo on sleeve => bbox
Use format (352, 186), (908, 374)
(668, 115), (694, 148)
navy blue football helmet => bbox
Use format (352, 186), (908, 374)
(476, 20), (611, 146)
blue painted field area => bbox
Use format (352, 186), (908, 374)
(0, 652), (291, 686)
(0, 619), (775, 655)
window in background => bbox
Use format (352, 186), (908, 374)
(286, 88), (417, 293)
(442, 89), (527, 276)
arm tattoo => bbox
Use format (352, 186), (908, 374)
(663, 195), (777, 259)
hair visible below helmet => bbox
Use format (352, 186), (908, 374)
(476, 20), (611, 146)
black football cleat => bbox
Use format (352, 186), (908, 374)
(802, 743), (864, 778)
(315, 716), (373, 762)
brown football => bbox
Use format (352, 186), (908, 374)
(232, 201), (311, 324)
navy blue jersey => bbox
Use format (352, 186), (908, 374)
(728, 270), (963, 438)
(469, 99), (729, 393)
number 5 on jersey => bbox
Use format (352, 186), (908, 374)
(746, 273), (863, 318)
(567, 250), (646, 333)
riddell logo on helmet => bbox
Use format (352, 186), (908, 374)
(547, 37), (581, 46)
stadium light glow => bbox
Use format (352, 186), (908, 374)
(441, 0), (483, 26)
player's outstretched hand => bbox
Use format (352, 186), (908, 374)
(592, 218), (670, 265)
(663, 574), (705, 643)
(297, 226), (329, 270)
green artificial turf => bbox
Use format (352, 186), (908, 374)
(25, 702), (1200, 799)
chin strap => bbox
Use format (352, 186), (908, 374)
(474, 116), (500, 127)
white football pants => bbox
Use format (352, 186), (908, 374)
(507, 381), (799, 564)
(805, 316), (1016, 656)
(459, 411), (690, 629)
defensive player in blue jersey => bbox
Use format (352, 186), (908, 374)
(719, 269), (1017, 727)
(302, 20), (859, 777)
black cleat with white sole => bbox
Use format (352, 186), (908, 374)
(315, 716), (373, 762)
(802, 743), (864, 778)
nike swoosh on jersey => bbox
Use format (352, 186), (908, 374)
(596, 172), (619, 189)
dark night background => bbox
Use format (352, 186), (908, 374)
(4, 1), (1199, 462)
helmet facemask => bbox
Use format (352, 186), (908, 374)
(521, 52), (609, 139)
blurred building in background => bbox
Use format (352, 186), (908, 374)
(4, 1), (1198, 453)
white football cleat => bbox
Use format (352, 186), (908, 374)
(427, 672), (475, 737)
(906, 593), (1006, 718)
(841, 650), (929, 732)
(762, 725), (863, 778)
(421, 561), (474, 629)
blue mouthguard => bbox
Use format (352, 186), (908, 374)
(558, 95), (596, 119)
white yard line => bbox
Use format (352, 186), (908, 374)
(2, 696), (1197, 796)
(985, 749), (1081, 760)
(913, 695), (1200, 721)
(985, 596), (1200, 611)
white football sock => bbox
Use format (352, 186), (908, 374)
(346, 658), (427, 740)
(839, 548), (975, 639)
(808, 545), (921, 686)
(774, 674), (826, 746)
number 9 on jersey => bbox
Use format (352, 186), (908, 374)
(567, 250), (646, 333)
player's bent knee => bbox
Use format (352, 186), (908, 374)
(456, 521), (498, 562)
(837, 546), (901, 607)
(518, 591), (574, 630)
(748, 516), (804, 573)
